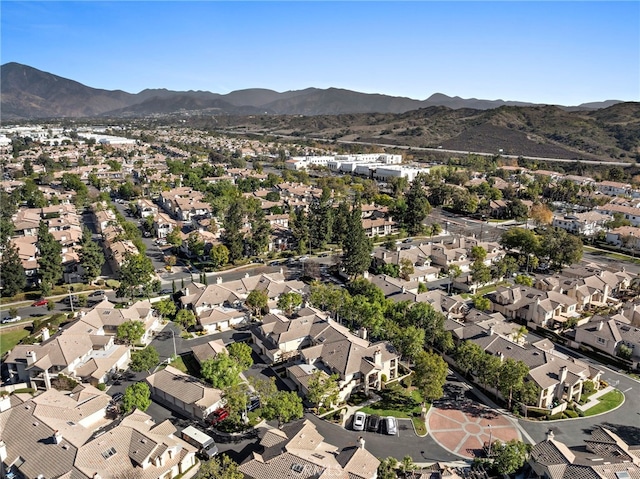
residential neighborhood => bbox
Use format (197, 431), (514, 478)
(1, 123), (640, 479)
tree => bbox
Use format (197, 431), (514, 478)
(277, 292), (303, 316)
(122, 382), (151, 413)
(187, 232), (205, 258)
(399, 258), (414, 281)
(412, 350), (448, 403)
(473, 295), (491, 311)
(261, 390), (304, 425)
(377, 457), (398, 479)
(470, 246), (487, 263)
(222, 199), (245, 262)
(116, 320), (145, 346)
(222, 382), (250, 424)
(201, 353), (241, 389)
(79, 227), (103, 284)
(154, 298), (177, 320)
(37, 221), (63, 296)
(306, 371), (340, 408)
(491, 440), (529, 475)
(455, 341), (484, 377)
(195, 453), (244, 479)
(209, 244), (229, 269)
(514, 274), (533, 286)
(248, 207), (271, 256)
(164, 255), (177, 271)
(394, 325), (425, 361)
(308, 199), (333, 250)
(516, 381), (541, 410)
(477, 353), (502, 393)
(471, 260), (492, 286)
(498, 358), (529, 410)
(539, 227), (583, 270)
(246, 289), (268, 317)
(341, 205), (372, 278)
(529, 202), (553, 226)
(247, 376), (277, 404)
(227, 342), (254, 370)
(174, 309), (196, 330)
(129, 346), (160, 372)
(0, 242), (26, 297)
(166, 226), (183, 248)
(447, 264), (462, 294)
(402, 176), (432, 235)
(617, 344), (633, 360)
(117, 253), (154, 301)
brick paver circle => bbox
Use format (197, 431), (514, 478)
(428, 400), (521, 458)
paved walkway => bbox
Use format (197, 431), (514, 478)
(576, 385), (614, 412)
(427, 399), (521, 459)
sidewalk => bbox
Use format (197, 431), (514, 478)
(576, 385), (614, 412)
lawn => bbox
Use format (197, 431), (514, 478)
(584, 390), (624, 417)
(357, 385), (429, 434)
(170, 353), (202, 377)
(0, 327), (30, 353)
(583, 246), (640, 265)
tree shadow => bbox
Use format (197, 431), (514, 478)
(601, 422), (640, 446)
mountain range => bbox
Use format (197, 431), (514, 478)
(0, 62), (623, 120)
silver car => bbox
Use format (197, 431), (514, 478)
(353, 411), (367, 431)
(384, 416), (397, 435)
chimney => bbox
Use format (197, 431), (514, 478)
(94, 474), (102, 479)
(357, 436), (365, 449)
(0, 440), (7, 462)
(41, 327), (50, 341)
(0, 395), (11, 413)
(26, 351), (37, 366)
(280, 267), (284, 275)
(488, 325), (495, 336)
(598, 321), (604, 331)
(216, 276), (222, 284)
(360, 328), (368, 341)
(373, 349), (382, 367)
(546, 429), (555, 441)
(53, 430), (62, 444)
(245, 273), (250, 278)
(559, 366), (568, 383)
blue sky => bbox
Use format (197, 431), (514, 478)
(2, 1), (638, 105)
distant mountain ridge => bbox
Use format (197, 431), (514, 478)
(0, 62), (623, 120)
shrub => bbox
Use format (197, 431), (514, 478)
(12, 388), (36, 395)
(401, 376), (413, 389)
(97, 383), (106, 391)
(564, 409), (578, 418)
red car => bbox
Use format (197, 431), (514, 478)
(32, 298), (48, 307)
(208, 408), (229, 425)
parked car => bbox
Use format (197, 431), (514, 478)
(366, 414), (381, 432)
(352, 411), (367, 431)
(1, 316), (21, 324)
(90, 290), (106, 298)
(247, 397), (261, 412)
(159, 289), (173, 295)
(32, 298), (48, 307)
(383, 416), (397, 435)
(112, 392), (124, 402)
(208, 408), (229, 425)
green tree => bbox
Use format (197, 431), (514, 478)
(412, 350), (448, 403)
(246, 289), (268, 317)
(201, 353), (241, 389)
(516, 381), (541, 410)
(129, 346), (160, 372)
(166, 226), (183, 248)
(222, 199), (246, 261)
(122, 382), (151, 413)
(477, 353), (502, 393)
(247, 376), (278, 404)
(455, 341), (484, 377)
(377, 457), (398, 479)
(209, 244), (229, 269)
(174, 309), (196, 330)
(471, 260), (492, 286)
(306, 371), (340, 408)
(227, 342), (254, 370)
(539, 227), (583, 270)
(401, 175), (432, 235)
(195, 453), (244, 479)
(470, 246), (487, 263)
(261, 390), (304, 426)
(447, 264), (462, 294)
(291, 209), (310, 254)
(277, 291), (303, 316)
(399, 258), (415, 281)
(0, 242), (26, 297)
(473, 295), (491, 311)
(491, 440), (529, 475)
(222, 382), (250, 424)
(117, 253), (154, 301)
(498, 358), (529, 410)
(393, 325), (426, 361)
(79, 227), (103, 284)
(308, 199), (333, 250)
(248, 207), (271, 256)
(341, 205), (372, 278)
(187, 232), (205, 258)
(116, 320), (145, 346)
(514, 274), (533, 286)
(37, 221), (63, 296)
(154, 298), (177, 320)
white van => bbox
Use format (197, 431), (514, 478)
(181, 425), (218, 459)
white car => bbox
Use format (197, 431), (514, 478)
(2, 316), (21, 324)
(384, 416), (397, 435)
(353, 412), (367, 431)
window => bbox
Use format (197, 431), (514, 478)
(102, 447), (117, 459)
(597, 337), (606, 344)
(291, 464), (304, 473)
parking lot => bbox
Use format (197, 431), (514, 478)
(347, 411), (416, 439)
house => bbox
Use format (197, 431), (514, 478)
(146, 365), (224, 422)
(190, 339), (228, 365)
(596, 180), (633, 197)
(606, 225), (640, 249)
(239, 419), (380, 479)
(575, 316), (640, 367)
(552, 211), (612, 236)
(528, 428), (640, 479)
(252, 307), (399, 401)
(82, 298), (160, 345)
(362, 217), (398, 238)
(3, 315), (131, 389)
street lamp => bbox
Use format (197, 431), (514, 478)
(487, 424), (493, 457)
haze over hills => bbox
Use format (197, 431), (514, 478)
(0, 62), (623, 120)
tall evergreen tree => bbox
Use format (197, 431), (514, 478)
(309, 199), (332, 250)
(222, 199), (245, 262)
(290, 209), (310, 254)
(1, 242), (26, 297)
(248, 207), (271, 256)
(37, 221), (63, 296)
(341, 205), (372, 278)
(402, 175), (432, 235)
(79, 227), (104, 284)
(331, 201), (350, 245)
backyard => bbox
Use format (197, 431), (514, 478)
(358, 384), (429, 435)
(0, 327), (30, 353)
